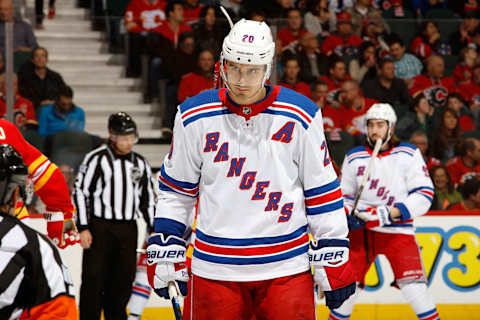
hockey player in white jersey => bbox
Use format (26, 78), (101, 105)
(332, 103), (440, 320)
(146, 18), (355, 319)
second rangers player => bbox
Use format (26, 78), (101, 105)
(333, 103), (440, 320)
(146, 18), (355, 319)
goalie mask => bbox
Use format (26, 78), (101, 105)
(220, 19), (275, 98)
(0, 144), (28, 208)
(365, 103), (397, 148)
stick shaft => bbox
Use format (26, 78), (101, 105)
(351, 139), (382, 213)
(168, 282), (183, 320)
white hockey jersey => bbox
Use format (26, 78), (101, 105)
(341, 143), (434, 235)
(155, 85), (348, 282)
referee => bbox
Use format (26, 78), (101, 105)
(74, 112), (156, 320)
(0, 144), (77, 319)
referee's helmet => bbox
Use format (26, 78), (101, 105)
(0, 144), (28, 206)
(108, 112), (138, 136)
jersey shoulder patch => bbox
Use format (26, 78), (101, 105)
(179, 89), (231, 127)
(264, 87), (319, 130)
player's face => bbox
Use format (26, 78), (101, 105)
(224, 60), (266, 104)
(111, 133), (136, 155)
(367, 119), (389, 143)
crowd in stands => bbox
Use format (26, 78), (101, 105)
(1, 0), (480, 211)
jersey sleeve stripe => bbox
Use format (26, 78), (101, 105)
(193, 243), (309, 265)
(33, 163), (58, 192)
(181, 103), (224, 119)
(183, 109), (232, 126)
(347, 154), (371, 164)
(195, 224), (307, 246)
(306, 199), (344, 215)
(158, 180), (198, 198)
(304, 179), (340, 197)
(271, 102), (313, 123)
(305, 188), (342, 206)
(194, 233), (309, 256)
(28, 154), (48, 174)
(159, 165), (199, 193)
(261, 109), (309, 129)
(418, 308), (439, 318)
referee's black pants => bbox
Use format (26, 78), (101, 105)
(79, 218), (138, 320)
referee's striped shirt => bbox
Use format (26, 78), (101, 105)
(0, 211), (75, 319)
(73, 144), (156, 231)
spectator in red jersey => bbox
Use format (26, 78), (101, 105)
(429, 165), (462, 210)
(457, 64), (480, 125)
(0, 73), (36, 129)
(320, 56), (350, 92)
(278, 56), (312, 98)
(277, 8), (308, 53)
(446, 137), (480, 185)
(154, 1), (192, 49)
(340, 79), (378, 136)
(410, 55), (455, 108)
(346, 0), (389, 36)
(410, 130), (441, 169)
(320, 11), (362, 57)
(410, 20), (451, 61)
(193, 6), (226, 58)
(431, 108), (463, 163)
(177, 49), (215, 103)
(449, 11), (480, 55)
(182, 0), (204, 26)
(449, 177), (480, 210)
(395, 93), (434, 140)
(312, 80), (346, 135)
(124, 0), (167, 77)
(446, 93), (475, 131)
(453, 47), (478, 84)
(296, 31), (329, 83)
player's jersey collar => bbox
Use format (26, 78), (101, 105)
(219, 85), (280, 120)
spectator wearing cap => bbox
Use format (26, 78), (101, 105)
(457, 64), (480, 125)
(449, 11), (480, 55)
(449, 177), (480, 210)
(277, 8), (308, 53)
(429, 165), (462, 210)
(362, 58), (412, 107)
(321, 11), (362, 57)
(410, 55), (455, 109)
(446, 93), (475, 131)
(410, 20), (451, 61)
(327, 0), (354, 30)
(296, 31), (329, 83)
(410, 130), (441, 170)
(346, 0), (389, 36)
(395, 93), (434, 140)
(278, 56), (312, 98)
(446, 137), (480, 186)
(453, 47), (478, 84)
(177, 49), (214, 103)
(38, 85), (85, 138)
(0, 73), (36, 129)
(387, 36), (423, 84)
(303, 0), (331, 38)
(124, 0), (167, 77)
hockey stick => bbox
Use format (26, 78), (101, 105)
(351, 138), (382, 214)
(168, 282), (183, 320)
(219, 6), (234, 29)
(351, 138), (382, 268)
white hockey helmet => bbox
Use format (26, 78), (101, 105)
(365, 103), (397, 146)
(220, 19), (275, 87)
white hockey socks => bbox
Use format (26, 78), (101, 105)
(399, 282), (440, 320)
(328, 285), (361, 320)
(127, 271), (152, 320)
